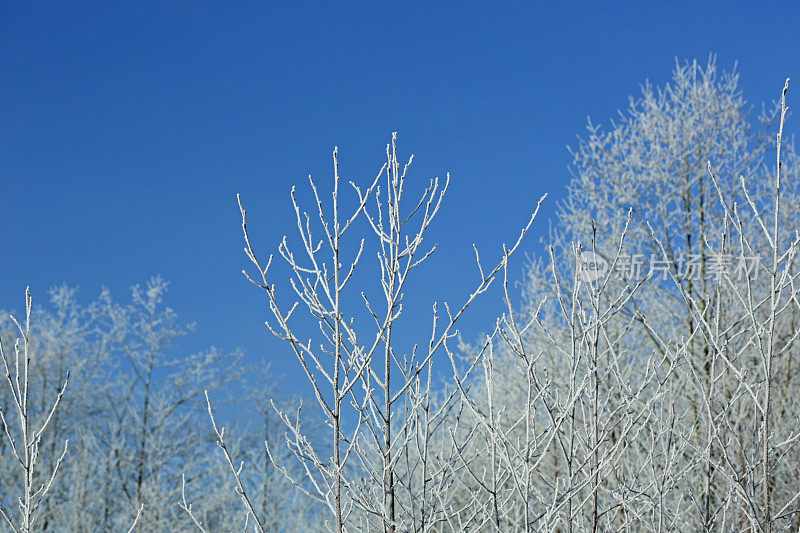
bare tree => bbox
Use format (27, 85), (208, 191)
(0, 280), (259, 532)
(0, 289), (69, 533)
(479, 60), (800, 531)
(217, 133), (542, 532)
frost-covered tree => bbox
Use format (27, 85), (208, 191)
(468, 58), (800, 531)
(0, 289), (69, 533)
(217, 134), (543, 532)
(1, 279), (321, 532)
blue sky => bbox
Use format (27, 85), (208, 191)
(2, 1), (799, 397)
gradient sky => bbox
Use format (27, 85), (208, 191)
(2, 1), (799, 399)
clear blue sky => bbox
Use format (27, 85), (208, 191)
(2, 1), (799, 396)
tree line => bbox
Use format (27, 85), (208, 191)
(3, 57), (800, 532)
